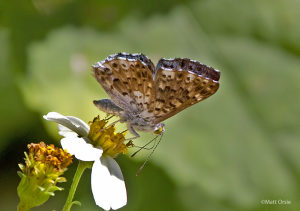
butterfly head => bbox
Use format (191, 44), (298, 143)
(153, 123), (165, 135)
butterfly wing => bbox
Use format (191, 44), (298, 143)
(151, 58), (220, 124)
(93, 53), (155, 115)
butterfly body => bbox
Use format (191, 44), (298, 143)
(94, 98), (164, 137)
(93, 53), (220, 137)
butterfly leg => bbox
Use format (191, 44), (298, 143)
(94, 99), (126, 132)
(114, 125), (139, 150)
(124, 125), (140, 141)
(98, 119), (121, 133)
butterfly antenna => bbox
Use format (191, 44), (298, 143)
(131, 135), (159, 157)
(136, 133), (164, 176)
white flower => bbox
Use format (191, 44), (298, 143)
(43, 112), (127, 210)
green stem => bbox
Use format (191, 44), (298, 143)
(62, 161), (93, 211)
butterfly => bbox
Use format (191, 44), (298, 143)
(92, 53), (220, 140)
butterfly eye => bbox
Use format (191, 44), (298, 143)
(154, 127), (162, 135)
(153, 123), (165, 135)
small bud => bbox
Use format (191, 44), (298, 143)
(17, 142), (73, 210)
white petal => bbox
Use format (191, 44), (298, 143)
(43, 112), (89, 137)
(61, 137), (102, 161)
(104, 157), (127, 210)
(58, 124), (78, 137)
(91, 157), (127, 210)
(91, 159), (111, 210)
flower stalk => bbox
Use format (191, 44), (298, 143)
(62, 161), (93, 211)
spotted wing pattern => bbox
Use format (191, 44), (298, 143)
(93, 53), (155, 114)
(151, 58), (220, 124)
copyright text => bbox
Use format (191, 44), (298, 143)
(260, 199), (291, 205)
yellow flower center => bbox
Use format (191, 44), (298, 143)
(87, 116), (128, 158)
(27, 142), (73, 173)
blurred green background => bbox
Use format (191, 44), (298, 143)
(1, 0), (300, 210)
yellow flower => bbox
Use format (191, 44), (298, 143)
(17, 142), (72, 210)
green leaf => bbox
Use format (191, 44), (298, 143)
(71, 200), (81, 207)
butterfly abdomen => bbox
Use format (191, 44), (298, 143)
(93, 99), (123, 116)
